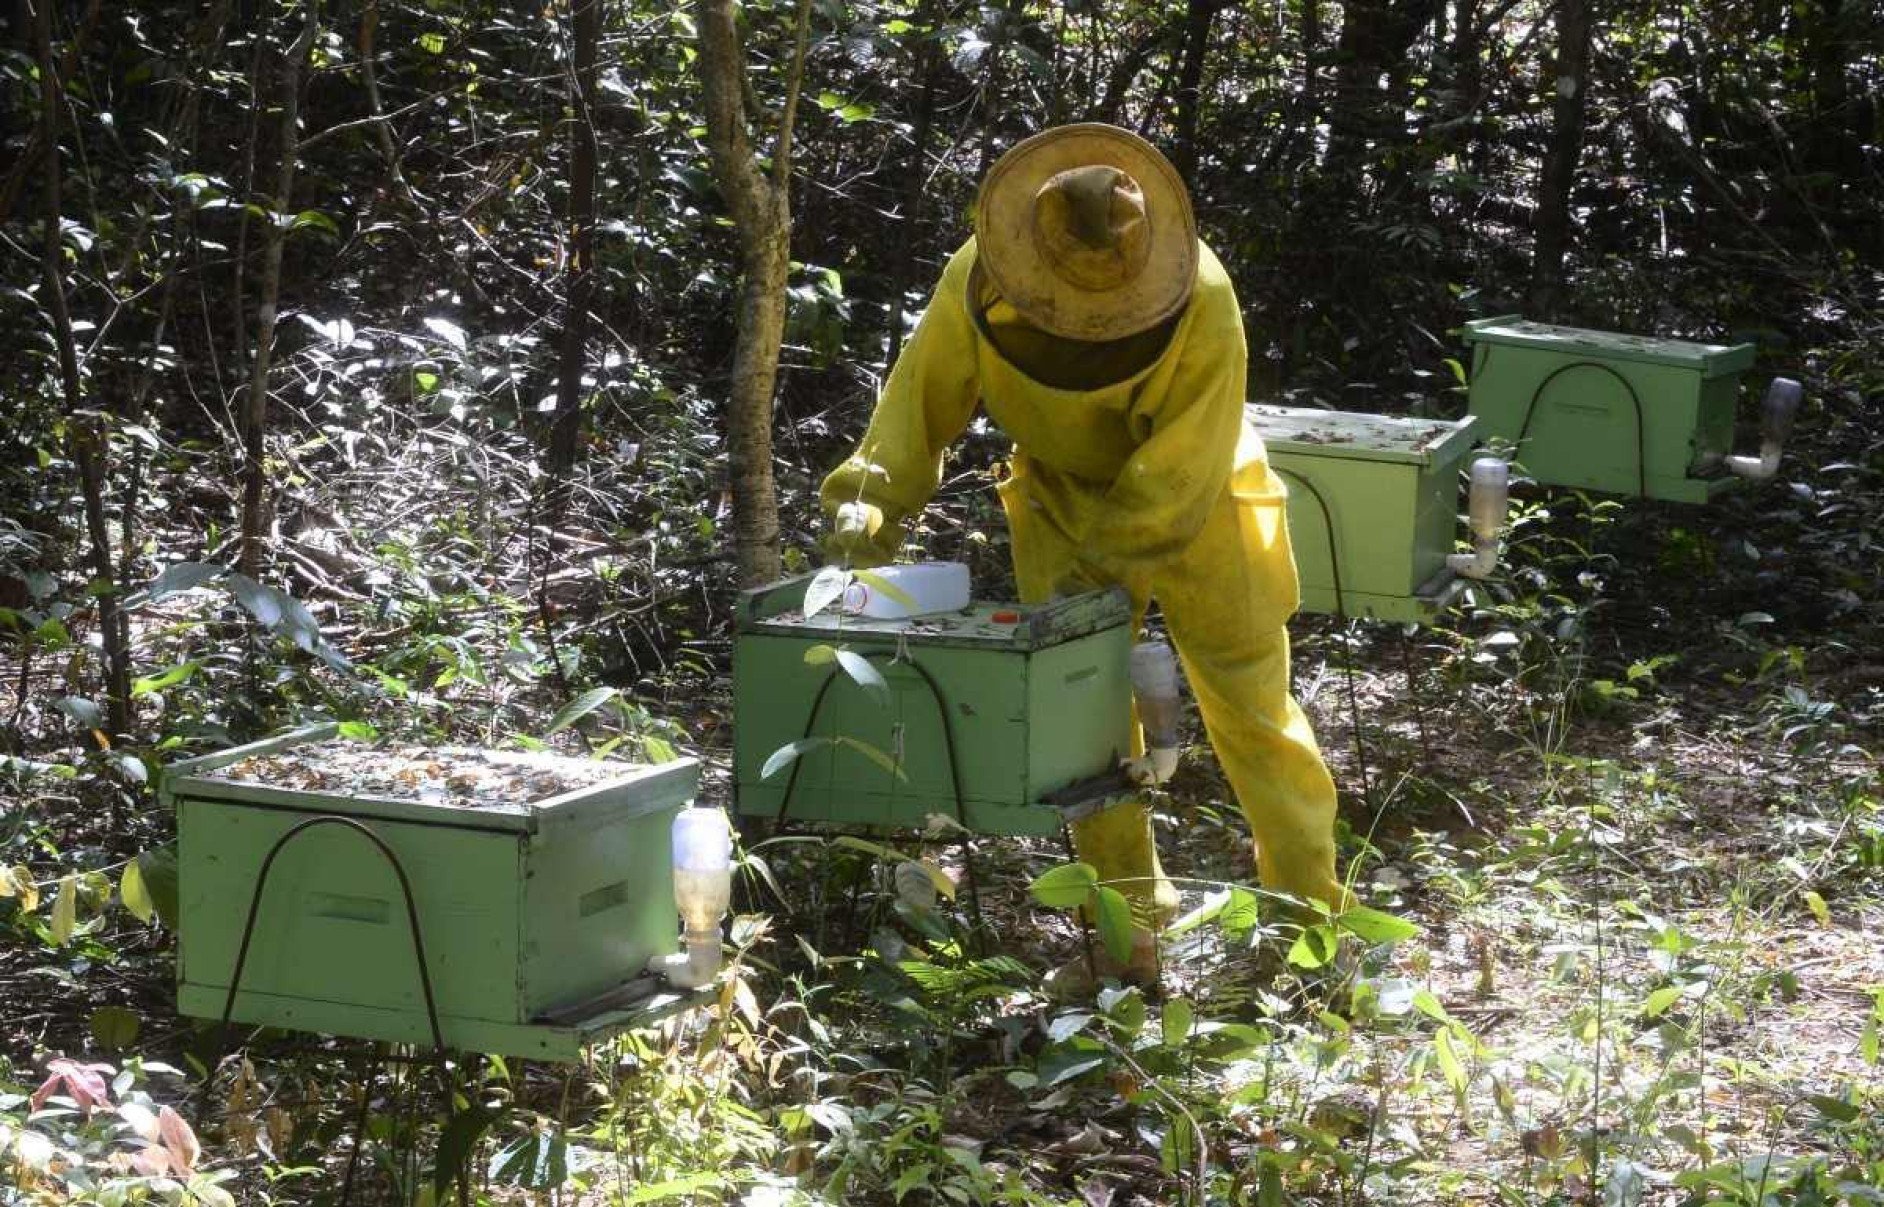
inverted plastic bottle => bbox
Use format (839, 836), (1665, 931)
(839, 561), (971, 618)
(1129, 640), (1183, 784)
(656, 807), (732, 988)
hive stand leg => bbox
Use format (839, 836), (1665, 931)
(1399, 628), (1434, 769)
(337, 1041), (386, 1205)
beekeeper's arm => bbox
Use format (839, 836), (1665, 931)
(1055, 251), (1248, 594)
(820, 242), (983, 567)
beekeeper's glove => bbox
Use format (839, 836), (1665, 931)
(825, 500), (888, 567)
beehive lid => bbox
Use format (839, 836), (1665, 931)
(741, 588), (1130, 651)
(163, 725), (698, 833)
(1462, 316), (1756, 376)
(1248, 404), (1479, 467)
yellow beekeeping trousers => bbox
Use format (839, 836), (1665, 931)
(1001, 428), (1351, 927)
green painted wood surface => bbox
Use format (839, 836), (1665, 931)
(1463, 317), (1755, 501)
(733, 588), (1133, 835)
(1251, 405), (1479, 624)
(167, 730), (699, 1059)
(176, 982), (704, 1063)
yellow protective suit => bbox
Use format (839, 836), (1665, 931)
(822, 238), (1350, 923)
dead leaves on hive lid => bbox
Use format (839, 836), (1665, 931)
(205, 740), (624, 808)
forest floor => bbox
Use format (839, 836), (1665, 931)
(4, 430), (1881, 1206)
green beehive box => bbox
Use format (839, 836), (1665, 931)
(1250, 404), (1481, 624)
(733, 581), (1134, 836)
(1462, 316), (1757, 502)
(165, 726), (699, 1060)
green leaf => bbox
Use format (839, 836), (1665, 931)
(1160, 1115), (1197, 1177)
(802, 642), (838, 666)
(832, 834), (905, 863)
(1093, 886), (1136, 965)
(1336, 905), (1419, 945)
(1220, 885), (1262, 940)
(1434, 1027), (1468, 1097)
(120, 860), (154, 923)
(132, 662), (199, 696)
(1641, 985), (1684, 1019)
(545, 686), (617, 735)
(1046, 1010), (1093, 1043)
(137, 846), (180, 928)
(1806, 1094), (1860, 1123)
(891, 1162), (933, 1202)
(1028, 862), (1098, 909)
(1287, 925), (1336, 969)
(761, 736), (832, 780)
(1802, 889), (1831, 926)
(490, 1130), (567, 1190)
(418, 31), (446, 53)
(832, 735), (906, 780)
(911, 859), (956, 901)
(1102, 984), (1145, 1037)
(288, 209), (340, 235)
(54, 695), (103, 729)
(1162, 998), (1193, 1047)
(802, 565), (850, 618)
(1411, 989), (1452, 1025)
(851, 569), (916, 610)
(1165, 887), (1228, 937)
(51, 874), (78, 944)
(90, 1006), (140, 1051)
(337, 720), (378, 742)
(834, 649), (888, 702)
(226, 572), (282, 627)
(616, 1172), (730, 1204)
(435, 1106), (502, 1197)
(1037, 1037), (1107, 1086)
(143, 561), (225, 603)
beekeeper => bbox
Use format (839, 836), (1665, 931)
(822, 123), (1350, 986)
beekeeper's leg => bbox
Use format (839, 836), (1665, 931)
(1153, 457), (1351, 913)
(1000, 462), (1179, 935)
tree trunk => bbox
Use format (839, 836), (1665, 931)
(237, 1), (320, 578)
(31, 0), (132, 736)
(1170, 0), (1219, 184)
(1528, 0), (1594, 319)
(1323, 0), (1443, 182)
(358, 0), (414, 200)
(546, 0), (601, 498)
(698, 0), (813, 586)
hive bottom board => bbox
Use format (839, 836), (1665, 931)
(178, 980), (702, 1062)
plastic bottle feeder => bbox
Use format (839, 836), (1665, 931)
(165, 725), (703, 1060)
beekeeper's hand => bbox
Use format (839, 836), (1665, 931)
(1120, 747), (1181, 787)
(825, 501), (887, 567)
